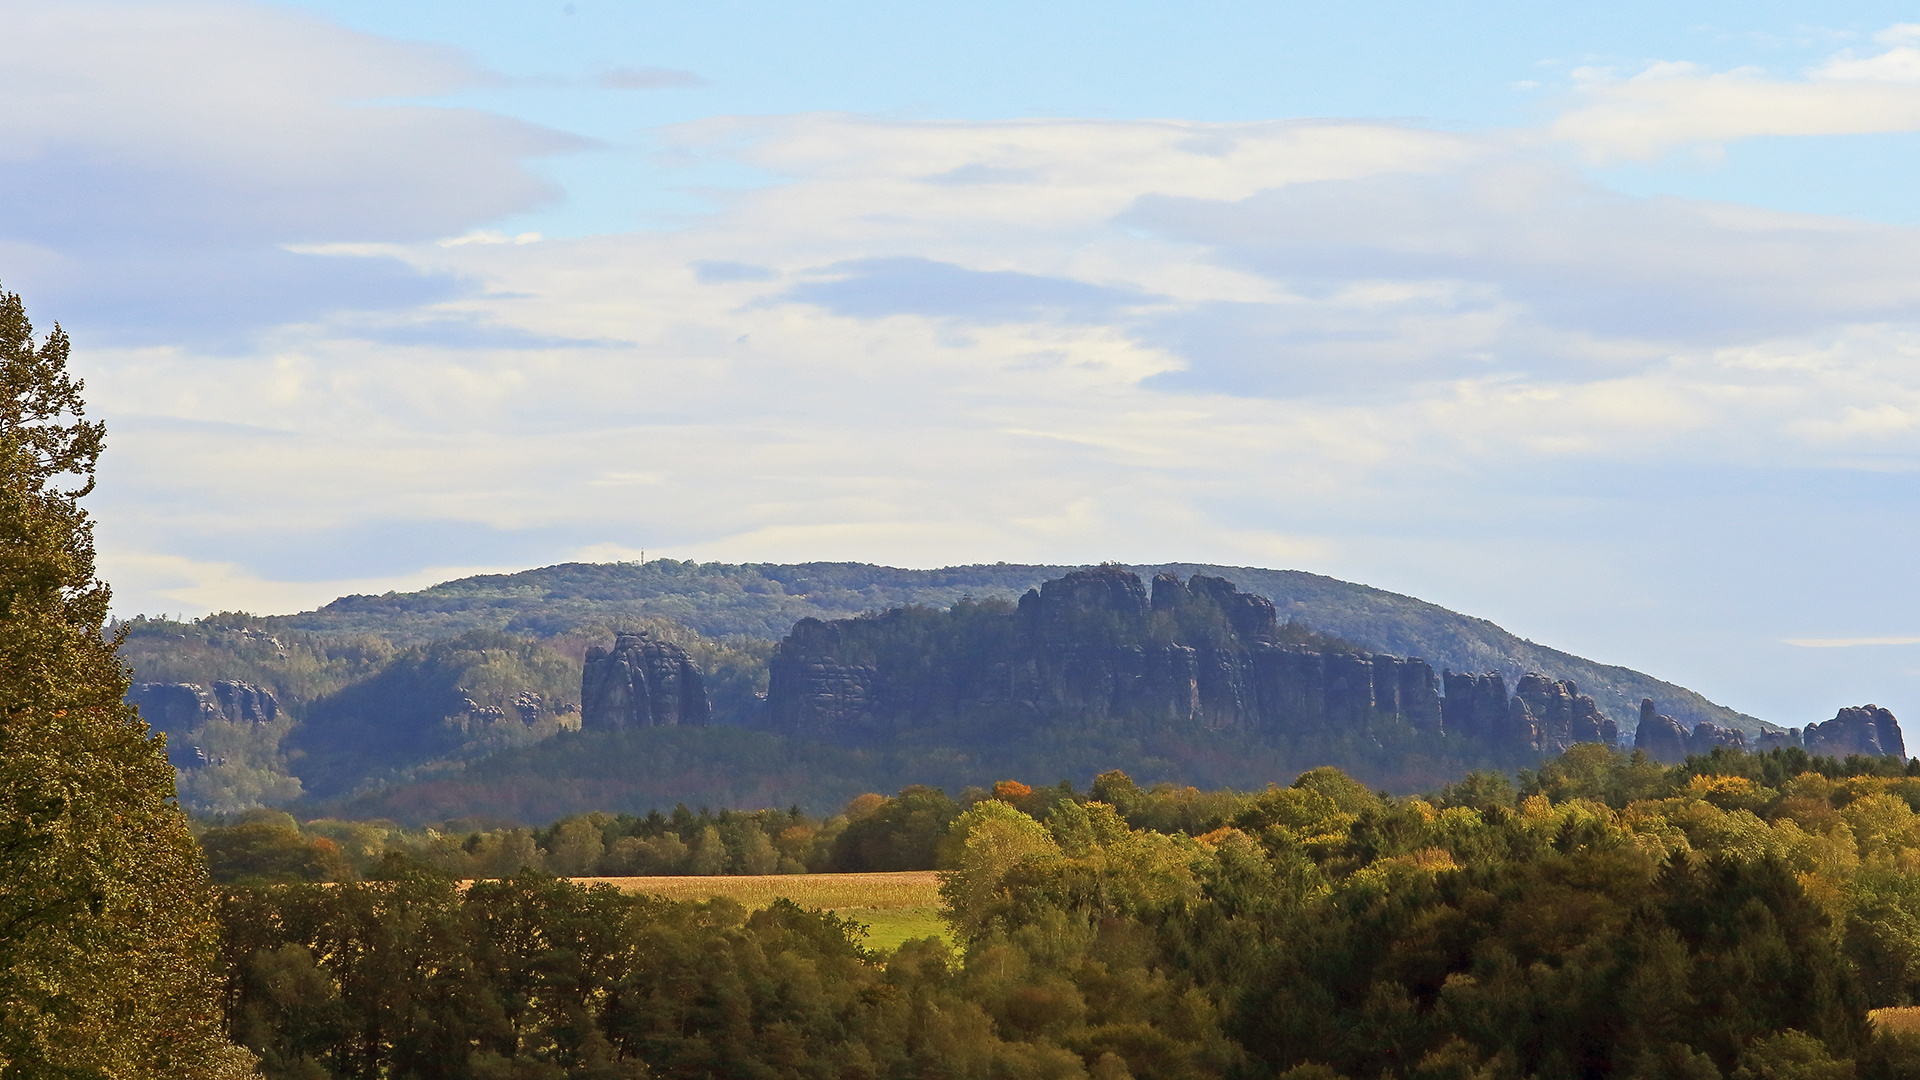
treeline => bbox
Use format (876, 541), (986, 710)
(281, 559), (1064, 641)
(218, 744), (1920, 1079)
(196, 777), (1251, 884)
(200, 746), (1920, 887)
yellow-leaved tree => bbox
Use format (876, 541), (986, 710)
(0, 284), (256, 1077)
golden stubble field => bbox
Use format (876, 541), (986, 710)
(570, 870), (948, 951)
(1874, 1007), (1920, 1036)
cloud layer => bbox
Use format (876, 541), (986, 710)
(1554, 35), (1920, 162)
(0, 0), (581, 343)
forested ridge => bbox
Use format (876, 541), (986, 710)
(215, 745), (1920, 1079)
(118, 557), (1764, 819)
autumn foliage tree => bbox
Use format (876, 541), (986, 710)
(0, 284), (253, 1077)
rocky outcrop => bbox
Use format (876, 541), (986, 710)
(129, 680), (281, 770)
(1163, 572), (1281, 645)
(1633, 699), (1689, 763)
(581, 633), (710, 730)
(1689, 722), (1747, 755)
(1750, 706), (1907, 760)
(1514, 673), (1618, 751)
(131, 680), (278, 729)
(1441, 671), (1512, 742)
(1806, 705), (1905, 759)
(766, 567), (1613, 756)
(1633, 697), (1748, 763)
(131, 682), (215, 731)
(211, 680), (278, 723)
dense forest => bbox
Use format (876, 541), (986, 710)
(213, 744), (1920, 1079)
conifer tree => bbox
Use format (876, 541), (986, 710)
(0, 284), (255, 1077)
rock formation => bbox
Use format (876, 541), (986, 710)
(130, 683), (214, 731)
(130, 680), (278, 729)
(1633, 699), (1690, 763)
(210, 680), (278, 723)
(581, 632), (711, 730)
(1752, 705), (1906, 760)
(1513, 673), (1618, 751)
(766, 566), (1617, 757)
(1632, 697), (1750, 763)
(1441, 671), (1513, 742)
(128, 680), (281, 769)
(1688, 722), (1747, 756)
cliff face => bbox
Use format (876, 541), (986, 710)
(1639, 700), (1907, 764)
(132, 680), (279, 728)
(129, 680), (281, 769)
(1433, 671), (1621, 751)
(580, 633), (711, 730)
(766, 567), (1613, 756)
(1749, 705), (1907, 760)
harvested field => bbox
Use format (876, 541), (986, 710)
(572, 871), (948, 951)
(1873, 1007), (1920, 1036)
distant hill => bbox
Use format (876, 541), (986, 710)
(284, 559), (1759, 734)
(280, 561), (1065, 643)
(120, 558), (1764, 820)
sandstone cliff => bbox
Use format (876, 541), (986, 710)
(766, 567), (1618, 757)
(1632, 699), (1691, 764)
(1749, 704), (1907, 760)
(130, 680), (281, 769)
(580, 632), (711, 730)
(1638, 699), (1906, 764)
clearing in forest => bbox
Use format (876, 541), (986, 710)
(1874, 1008), (1920, 1036)
(573, 870), (947, 951)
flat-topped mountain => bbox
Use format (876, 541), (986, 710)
(280, 558), (1756, 734)
(119, 558), (1789, 819)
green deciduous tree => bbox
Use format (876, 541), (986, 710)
(0, 284), (254, 1077)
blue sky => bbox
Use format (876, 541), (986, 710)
(288, 0), (1920, 229)
(8, 0), (1920, 726)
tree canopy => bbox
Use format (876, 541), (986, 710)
(0, 284), (253, 1077)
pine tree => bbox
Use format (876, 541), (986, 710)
(0, 284), (255, 1077)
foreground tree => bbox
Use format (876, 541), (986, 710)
(0, 285), (254, 1076)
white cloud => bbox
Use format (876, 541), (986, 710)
(1550, 30), (1920, 161)
(0, 1), (579, 242)
(0, 0), (582, 344)
(438, 231), (545, 247)
(1553, 69), (1920, 161)
(1817, 45), (1920, 82)
(103, 548), (522, 621)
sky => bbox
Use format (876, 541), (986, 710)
(7, 0), (1920, 727)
